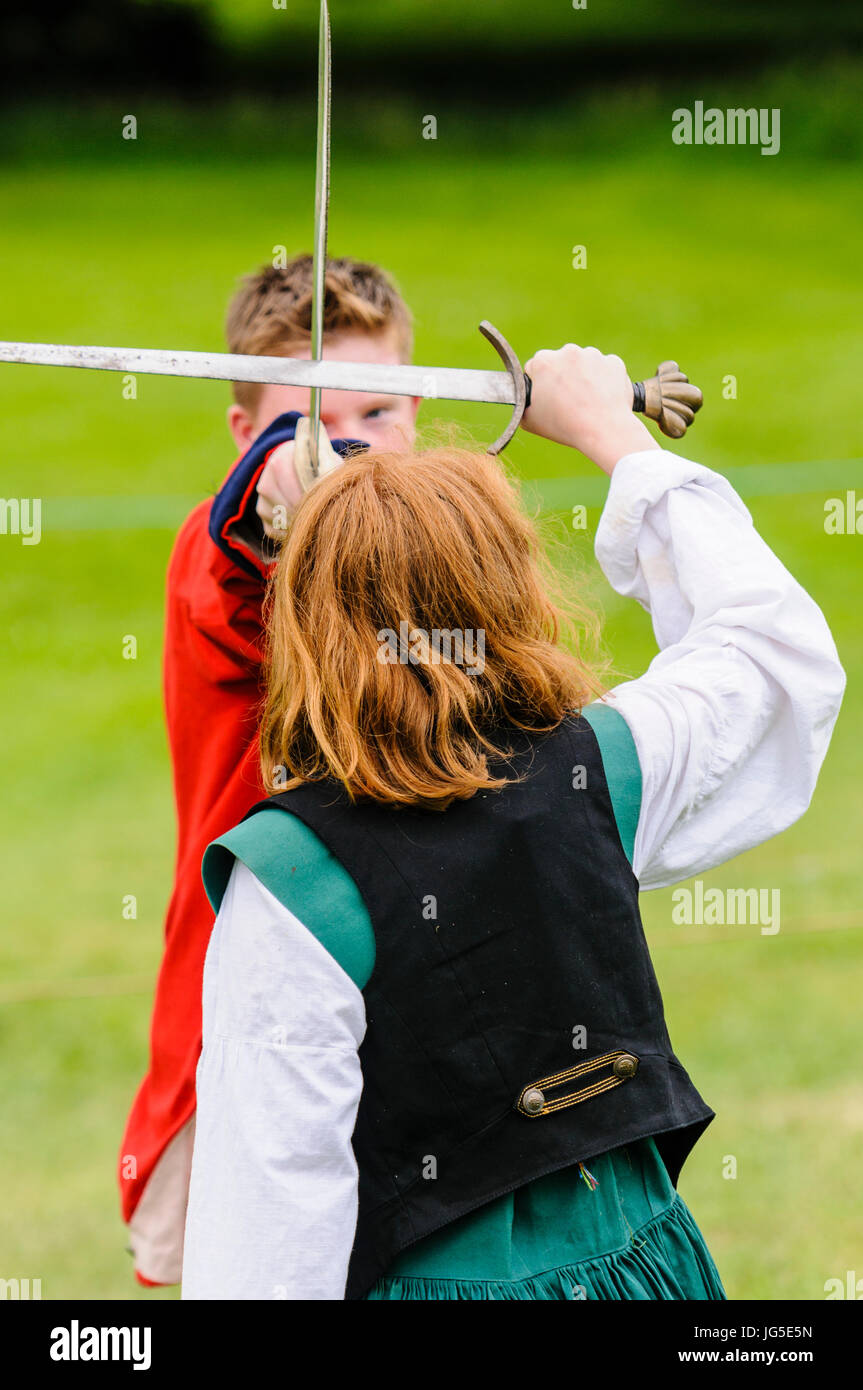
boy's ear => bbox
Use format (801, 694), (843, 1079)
(227, 404), (257, 453)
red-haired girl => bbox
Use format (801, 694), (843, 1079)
(181, 346), (843, 1300)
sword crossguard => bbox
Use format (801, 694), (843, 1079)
(478, 321), (530, 456)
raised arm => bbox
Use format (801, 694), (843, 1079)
(523, 343), (845, 890)
(593, 450), (845, 888)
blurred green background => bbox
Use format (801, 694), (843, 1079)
(1, 0), (861, 1302)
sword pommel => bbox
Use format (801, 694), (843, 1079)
(632, 360), (703, 439)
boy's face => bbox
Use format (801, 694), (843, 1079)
(227, 329), (419, 452)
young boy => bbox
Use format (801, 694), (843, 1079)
(118, 254), (420, 1287)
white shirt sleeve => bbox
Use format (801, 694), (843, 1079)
(593, 449), (846, 889)
(181, 859), (366, 1300)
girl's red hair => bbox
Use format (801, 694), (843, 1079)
(260, 445), (608, 808)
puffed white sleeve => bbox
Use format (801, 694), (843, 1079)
(593, 449), (845, 889)
(181, 859), (366, 1300)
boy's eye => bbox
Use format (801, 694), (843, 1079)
(364, 406), (389, 420)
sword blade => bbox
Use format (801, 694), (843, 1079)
(309, 0), (332, 475)
(0, 341), (520, 406)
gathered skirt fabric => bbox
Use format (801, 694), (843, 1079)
(364, 1136), (725, 1301)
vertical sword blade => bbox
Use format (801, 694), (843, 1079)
(309, 0), (332, 475)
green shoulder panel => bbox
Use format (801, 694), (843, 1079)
(581, 703), (643, 867)
(202, 708), (641, 990)
(202, 807), (376, 991)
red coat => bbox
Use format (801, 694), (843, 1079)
(120, 415), (364, 1285)
(119, 474), (274, 1285)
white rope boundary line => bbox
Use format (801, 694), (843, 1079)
(32, 460), (863, 531)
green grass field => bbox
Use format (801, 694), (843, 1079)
(1, 97), (861, 1300)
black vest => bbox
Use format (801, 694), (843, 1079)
(243, 714), (714, 1299)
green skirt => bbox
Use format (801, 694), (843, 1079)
(364, 1136), (725, 1301)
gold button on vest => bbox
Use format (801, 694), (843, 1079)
(522, 1088), (545, 1114)
(612, 1053), (639, 1079)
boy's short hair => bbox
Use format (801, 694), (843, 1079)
(225, 253), (413, 411)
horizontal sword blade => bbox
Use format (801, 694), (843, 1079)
(0, 341), (518, 407)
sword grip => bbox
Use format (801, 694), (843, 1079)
(631, 361), (703, 439)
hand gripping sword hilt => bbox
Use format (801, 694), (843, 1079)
(479, 326), (703, 453)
